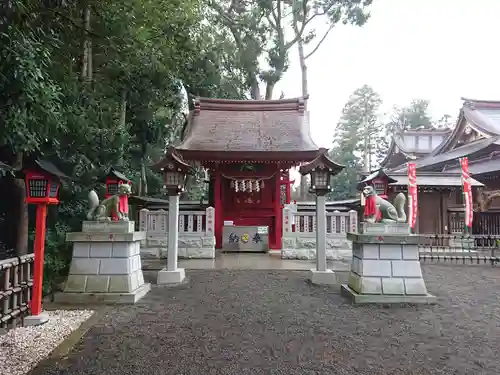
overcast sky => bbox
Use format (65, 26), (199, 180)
(275, 0), (500, 148)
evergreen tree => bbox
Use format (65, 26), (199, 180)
(329, 85), (383, 200)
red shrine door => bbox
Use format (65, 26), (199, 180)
(215, 163), (282, 249)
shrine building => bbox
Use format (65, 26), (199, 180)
(173, 97), (319, 250)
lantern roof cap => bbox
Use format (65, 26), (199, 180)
(28, 160), (71, 181)
(152, 147), (193, 172)
(106, 167), (130, 182)
(359, 168), (398, 185)
(298, 148), (344, 176)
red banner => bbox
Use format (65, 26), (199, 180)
(460, 157), (473, 228)
(407, 163), (418, 229)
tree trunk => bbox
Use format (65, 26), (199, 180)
(12, 152), (28, 255)
(297, 36), (309, 201)
(140, 161), (148, 196)
(250, 75), (261, 100)
(265, 83), (275, 100)
(81, 2), (92, 82)
(297, 36), (308, 101)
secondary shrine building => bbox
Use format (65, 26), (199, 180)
(379, 98), (500, 234)
(174, 97), (319, 250)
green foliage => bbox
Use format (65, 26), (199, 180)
(330, 85), (383, 200)
(0, 0), (256, 279)
(388, 99), (434, 132)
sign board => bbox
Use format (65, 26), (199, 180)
(223, 221), (234, 226)
(257, 226), (268, 234)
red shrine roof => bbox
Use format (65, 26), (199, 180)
(176, 97), (319, 162)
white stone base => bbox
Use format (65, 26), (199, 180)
(63, 230), (150, 304)
(281, 236), (352, 260)
(141, 235), (215, 259)
(309, 269), (337, 285)
(157, 268), (186, 284)
(55, 283), (151, 304)
(24, 312), (50, 326)
(344, 232), (436, 304)
(341, 284), (437, 304)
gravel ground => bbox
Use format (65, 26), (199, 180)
(1, 310), (94, 375)
(29, 265), (500, 375)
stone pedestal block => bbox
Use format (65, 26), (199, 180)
(341, 228), (436, 304)
(309, 269), (338, 285)
(56, 222), (151, 304)
(281, 236), (352, 260)
(140, 234), (216, 259)
(157, 268), (186, 284)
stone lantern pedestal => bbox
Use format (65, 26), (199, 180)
(341, 224), (436, 304)
(55, 221), (150, 304)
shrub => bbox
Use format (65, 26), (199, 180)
(29, 223), (73, 296)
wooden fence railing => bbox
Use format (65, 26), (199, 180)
(1, 254), (34, 329)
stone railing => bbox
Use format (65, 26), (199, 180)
(281, 208), (357, 260)
(0, 254), (34, 329)
(139, 207), (215, 259)
(139, 208), (214, 236)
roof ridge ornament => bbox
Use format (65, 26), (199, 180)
(463, 99), (476, 110)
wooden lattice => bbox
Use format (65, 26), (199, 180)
(0, 254), (34, 330)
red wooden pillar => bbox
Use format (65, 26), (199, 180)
(31, 204), (47, 316)
(274, 164), (282, 249)
(214, 164), (222, 249)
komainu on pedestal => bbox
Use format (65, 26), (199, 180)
(55, 185), (150, 304)
(87, 183), (132, 222)
(341, 189), (436, 305)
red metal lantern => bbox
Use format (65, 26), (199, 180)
(105, 168), (131, 198)
(24, 170), (61, 205)
(357, 169), (398, 200)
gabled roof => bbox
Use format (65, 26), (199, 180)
(387, 171), (483, 187)
(299, 148), (344, 176)
(442, 152), (500, 175)
(107, 167), (130, 182)
(390, 136), (500, 172)
(176, 97), (319, 161)
(152, 146), (192, 172)
(31, 160), (71, 181)
(380, 128), (450, 168)
(359, 169), (398, 185)
(432, 98), (500, 155)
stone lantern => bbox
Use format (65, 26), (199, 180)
(153, 147), (193, 284)
(299, 148), (344, 285)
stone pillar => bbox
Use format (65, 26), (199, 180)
(157, 194), (185, 284)
(309, 194), (336, 285)
(56, 221), (150, 304)
(341, 224), (437, 304)
(316, 194), (326, 272)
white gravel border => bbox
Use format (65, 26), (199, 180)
(0, 310), (94, 375)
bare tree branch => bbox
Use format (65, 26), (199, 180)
(304, 24), (334, 60)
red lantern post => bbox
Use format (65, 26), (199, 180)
(24, 161), (68, 324)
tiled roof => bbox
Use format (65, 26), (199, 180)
(388, 172), (483, 187)
(177, 97), (318, 156)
